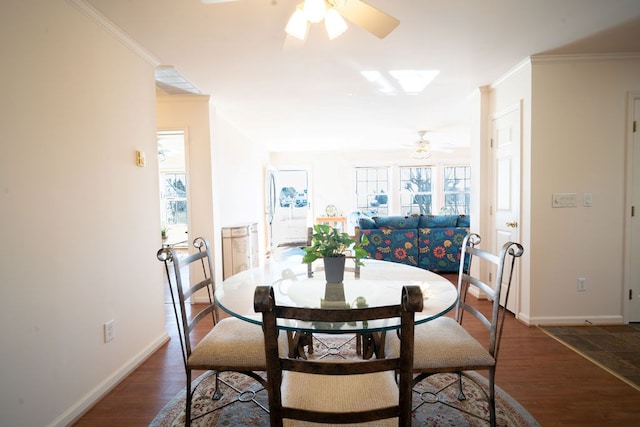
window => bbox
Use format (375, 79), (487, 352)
(353, 164), (471, 216)
(161, 172), (187, 225)
(400, 166), (432, 215)
(443, 166), (471, 215)
(355, 167), (389, 215)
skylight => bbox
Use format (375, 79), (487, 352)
(360, 69), (440, 95)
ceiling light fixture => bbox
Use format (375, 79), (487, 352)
(303, 0), (326, 23)
(285, 7), (309, 40)
(286, 0), (349, 41)
(411, 131), (433, 159)
(324, 7), (348, 39)
(411, 145), (432, 160)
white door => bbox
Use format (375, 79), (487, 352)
(491, 104), (521, 315)
(629, 96), (640, 321)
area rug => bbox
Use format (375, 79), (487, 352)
(151, 336), (539, 427)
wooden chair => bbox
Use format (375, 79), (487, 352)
(157, 237), (268, 427)
(254, 285), (423, 427)
(386, 233), (524, 427)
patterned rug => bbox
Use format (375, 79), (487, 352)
(151, 336), (539, 427)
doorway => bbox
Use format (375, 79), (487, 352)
(158, 130), (188, 247)
(266, 168), (310, 248)
(490, 103), (521, 316)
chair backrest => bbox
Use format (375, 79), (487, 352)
(456, 233), (524, 362)
(157, 237), (217, 371)
(254, 285), (423, 426)
(306, 226), (361, 278)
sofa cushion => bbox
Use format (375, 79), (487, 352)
(418, 227), (470, 273)
(418, 214), (459, 228)
(373, 215), (419, 230)
(360, 229), (419, 266)
(457, 215), (470, 227)
(358, 216), (377, 229)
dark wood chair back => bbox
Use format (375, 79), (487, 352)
(254, 285), (423, 427)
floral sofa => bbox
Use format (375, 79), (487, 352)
(355, 214), (470, 273)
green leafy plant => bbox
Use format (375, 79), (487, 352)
(302, 224), (369, 266)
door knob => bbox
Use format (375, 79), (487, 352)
(506, 221), (518, 228)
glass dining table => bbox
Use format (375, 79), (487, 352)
(215, 250), (459, 358)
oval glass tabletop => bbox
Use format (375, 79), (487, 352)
(215, 254), (458, 334)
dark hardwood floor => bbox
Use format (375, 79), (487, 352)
(73, 273), (640, 426)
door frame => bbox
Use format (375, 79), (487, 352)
(489, 103), (522, 316)
(624, 91), (640, 322)
(157, 128), (190, 247)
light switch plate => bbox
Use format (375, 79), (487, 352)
(552, 193), (577, 208)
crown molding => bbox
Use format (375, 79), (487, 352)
(491, 57), (532, 89)
(532, 52), (640, 63)
(66, 0), (160, 66)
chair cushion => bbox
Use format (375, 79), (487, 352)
(281, 370), (398, 427)
(188, 317), (267, 370)
(385, 317), (495, 370)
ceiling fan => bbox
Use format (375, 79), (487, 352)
(202, 0), (400, 40)
(405, 131), (453, 159)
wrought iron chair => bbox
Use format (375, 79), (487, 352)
(254, 284), (423, 427)
(386, 233), (524, 426)
(157, 237), (268, 426)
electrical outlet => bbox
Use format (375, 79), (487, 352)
(104, 320), (115, 343)
(577, 278), (586, 292)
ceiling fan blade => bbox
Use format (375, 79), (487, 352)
(335, 0), (400, 39)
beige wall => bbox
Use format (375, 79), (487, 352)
(0, 1), (166, 425)
(488, 55), (640, 325)
(528, 55), (640, 324)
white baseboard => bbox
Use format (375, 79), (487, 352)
(527, 314), (625, 326)
(49, 331), (170, 427)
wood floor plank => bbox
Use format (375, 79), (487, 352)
(72, 275), (640, 426)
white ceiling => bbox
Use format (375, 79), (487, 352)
(84, 0), (640, 152)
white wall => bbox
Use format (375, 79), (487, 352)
(211, 112), (269, 282)
(0, 1), (166, 425)
(269, 148), (471, 235)
(528, 55), (640, 324)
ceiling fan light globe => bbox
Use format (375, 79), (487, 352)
(303, 0), (326, 23)
(286, 9), (309, 40)
(411, 150), (431, 160)
(325, 8), (348, 39)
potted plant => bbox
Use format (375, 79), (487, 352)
(302, 224), (368, 283)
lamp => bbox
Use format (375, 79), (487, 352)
(286, 0), (348, 41)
